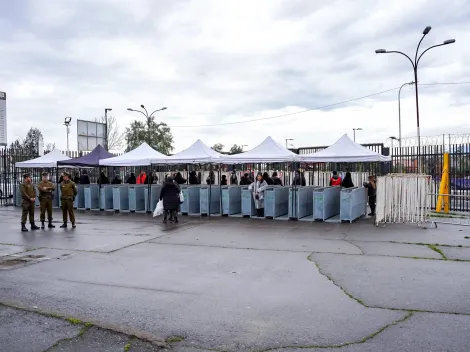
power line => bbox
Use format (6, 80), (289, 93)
(168, 81), (470, 128)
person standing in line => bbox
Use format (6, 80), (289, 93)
(111, 174), (122, 184)
(329, 171), (342, 187)
(127, 172), (136, 184)
(239, 173), (251, 185)
(292, 169), (306, 186)
(221, 175), (228, 185)
(60, 172), (78, 228)
(230, 169), (238, 185)
(272, 171), (283, 186)
(137, 170), (147, 184)
(79, 170), (90, 184)
(341, 172), (354, 188)
(20, 173), (40, 232)
(73, 173), (80, 184)
(188, 171), (200, 185)
(249, 172), (268, 217)
(38, 171), (56, 229)
(99, 171), (110, 184)
(174, 172), (187, 185)
(363, 176), (377, 216)
(206, 171), (216, 185)
(160, 176), (181, 223)
(262, 172), (274, 185)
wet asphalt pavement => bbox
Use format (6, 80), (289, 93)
(0, 207), (469, 351)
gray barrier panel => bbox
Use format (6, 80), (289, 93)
(84, 185), (99, 210)
(145, 185), (162, 213)
(313, 186), (341, 221)
(241, 187), (256, 216)
(340, 187), (367, 223)
(129, 185), (146, 213)
(100, 185), (114, 211)
(180, 185), (201, 215)
(289, 187), (316, 220)
(76, 185), (85, 209)
(221, 186), (242, 215)
(265, 186), (289, 219)
(200, 186), (220, 215)
(113, 185), (129, 211)
(52, 187), (59, 208)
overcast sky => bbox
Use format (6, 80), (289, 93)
(1, 0), (469, 153)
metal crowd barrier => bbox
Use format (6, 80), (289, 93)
(340, 187), (367, 223)
(100, 185), (114, 211)
(76, 185), (85, 210)
(313, 186), (341, 221)
(129, 185), (146, 213)
(113, 185), (129, 212)
(84, 184), (100, 210)
(221, 185), (242, 216)
(428, 194), (470, 227)
(180, 185), (201, 215)
(289, 186), (317, 220)
(200, 186), (220, 215)
(146, 185), (162, 213)
(265, 186), (289, 219)
(241, 187), (256, 217)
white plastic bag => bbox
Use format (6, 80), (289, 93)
(179, 192), (184, 204)
(153, 200), (164, 217)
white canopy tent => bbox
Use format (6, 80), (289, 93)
(221, 136), (297, 163)
(296, 134), (391, 163)
(15, 149), (71, 168)
(99, 142), (168, 166)
(153, 139), (222, 164)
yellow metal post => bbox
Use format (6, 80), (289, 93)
(436, 153), (450, 213)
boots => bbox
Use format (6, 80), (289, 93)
(72, 223), (76, 229)
(172, 210), (178, 223)
(48, 221), (55, 228)
(60, 223), (67, 228)
(21, 223), (28, 232)
(41, 221), (45, 229)
(260, 208), (264, 217)
(30, 223), (40, 230)
(256, 208), (261, 217)
(163, 211), (168, 223)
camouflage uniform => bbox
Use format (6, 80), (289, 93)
(38, 175), (56, 228)
(20, 176), (39, 231)
(60, 179), (78, 227)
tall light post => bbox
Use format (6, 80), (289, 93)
(389, 136), (399, 172)
(353, 128), (362, 142)
(241, 144), (248, 151)
(398, 82), (414, 151)
(376, 26), (455, 172)
(127, 105), (167, 145)
(64, 117), (72, 153)
(104, 108), (112, 151)
(285, 138), (294, 149)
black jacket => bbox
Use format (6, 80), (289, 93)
(99, 174), (110, 184)
(174, 174), (187, 185)
(189, 174), (200, 185)
(111, 177), (122, 185)
(79, 174), (90, 185)
(292, 175), (306, 186)
(160, 182), (181, 210)
(264, 176), (274, 185)
(272, 176), (283, 186)
(341, 178), (354, 188)
(127, 175), (136, 184)
(240, 176), (251, 185)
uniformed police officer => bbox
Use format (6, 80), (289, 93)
(38, 171), (56, 229)
(20, 173), (40, 232)
(60, 172), (78, 228)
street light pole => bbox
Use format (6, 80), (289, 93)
(64, 117), (72, 153)
(376, 26), (455, 172)
(353, 128), (362, 142)
(104, 108), (112, 151)
(285, 138), (294, 149)
(398, 82), (414, 151)
(127, 106), (167, 146)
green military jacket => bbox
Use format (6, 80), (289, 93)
(60, 180), (78, 199)
(20, 183), (36, 204)
(38, 180), (56, 199)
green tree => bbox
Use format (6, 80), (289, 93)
(229, 144), (243, 155)
(124, 118), (174, 154)
(212, 143), (225, 153)
(9, 128), (43, 155)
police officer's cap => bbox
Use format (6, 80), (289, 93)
(41, 171), (49, 176)
(63, 172), (71, 177)
(23, 173), (31, 179)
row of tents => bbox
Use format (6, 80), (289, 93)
(15, 134), (390, 169)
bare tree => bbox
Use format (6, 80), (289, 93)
(44, 143), (56, 154)
(96, 116), (125, 151)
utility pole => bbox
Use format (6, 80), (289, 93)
(104, 108), (112, 150)
(64, 117), (72, 153)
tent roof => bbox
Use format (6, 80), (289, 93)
(15, 149), (71, 168)
(221, 136), (297, 163)
(99, 142), (168, 166)
(297, 134), (391, 162)
(58, 144), (114, 167)
(154, 139), (222, 164)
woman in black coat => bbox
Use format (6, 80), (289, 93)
(174, 172), (187, 185)
(263, 172), (274, 185)
(188, 171), (200, 185)
(159, 177), (181, 223)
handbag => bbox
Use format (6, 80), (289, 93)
(179, 192), (184, 204)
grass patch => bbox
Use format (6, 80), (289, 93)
(67, 317), (83, 325)
(166, 336), (185, 343)
(427, 245), (447, 260)
(124, 342), (132, 351)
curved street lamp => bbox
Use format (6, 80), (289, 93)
(127, 105), (167, 145)
(353, 128), (362, 142)
(376, 26), (455, 172)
